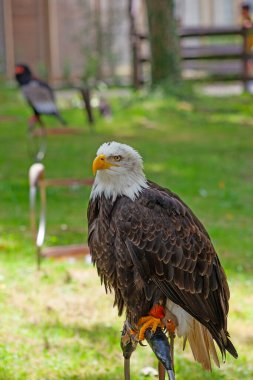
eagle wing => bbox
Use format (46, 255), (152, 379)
(114, 181), (235, 357)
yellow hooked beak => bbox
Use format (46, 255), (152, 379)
(92, 154), (118, 175)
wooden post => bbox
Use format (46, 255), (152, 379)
(45, 0), (61, 84)
(94, 0), (102, 80)
(242, 27), (249, 92)
(3, 0), (15, 80)
(80, 87), (94, 127)
(128, 0), (141, 88)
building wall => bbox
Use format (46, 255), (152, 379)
(1, 0), (132, 83)
(56, 0), (131, 83)
(175, 0), (239, 27)
(0, 0), (5, 74)
(0, 0), (250, 83)
(212, 0), (235, 26)
(56, 0), (87, 82)
(11, 0), (49, 76)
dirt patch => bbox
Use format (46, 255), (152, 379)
(0, 115), (20, 122)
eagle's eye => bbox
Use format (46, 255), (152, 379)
(113, 155), (122, 162)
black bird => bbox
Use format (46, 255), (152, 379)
(15, 64), (66, 128)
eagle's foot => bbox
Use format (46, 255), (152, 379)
(166, 319), (176, 334)
(121, 321), (138, 359)
(138, 315), (163, 341)
(138, 304), (165, 341)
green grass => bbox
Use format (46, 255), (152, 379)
(0, 82), (253, 379)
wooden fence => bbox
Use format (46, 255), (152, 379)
(131, 26), (253, 91)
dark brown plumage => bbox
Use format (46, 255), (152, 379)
(88, 179), (237, 360)
(88, 141), (237, 377)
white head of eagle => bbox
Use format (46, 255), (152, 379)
(91, 141), (149, 201)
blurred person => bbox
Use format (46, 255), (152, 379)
(241, 3), (253, 28)
(240, 3), (253, 90)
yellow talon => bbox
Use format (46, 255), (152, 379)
(138, 315), (164, 341)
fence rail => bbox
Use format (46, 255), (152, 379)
(131, 26), (253, 90)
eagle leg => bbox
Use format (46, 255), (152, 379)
(158, 361), (166, 380)
(124, 358), (130, 380)
(121, 321), (138, 380)
(145, 327), (176, 380)
(166, 319), (176, 371)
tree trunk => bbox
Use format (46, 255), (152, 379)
(145, 0), (180, 86)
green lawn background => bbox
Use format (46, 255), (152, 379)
(0, 83), (252, 379)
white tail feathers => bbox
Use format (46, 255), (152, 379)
(187, 319), (220, 371)
(165, 300), (220, 371)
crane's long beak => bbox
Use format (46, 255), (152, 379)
(92, 154), (118, 175)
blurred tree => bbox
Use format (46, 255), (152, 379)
(145, 0), (180, 86)
(80, 0), (121, 85)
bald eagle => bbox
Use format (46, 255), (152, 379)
(88, 142), (237, 380)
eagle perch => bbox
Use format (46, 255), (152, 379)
(88, 141), (238, 380)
